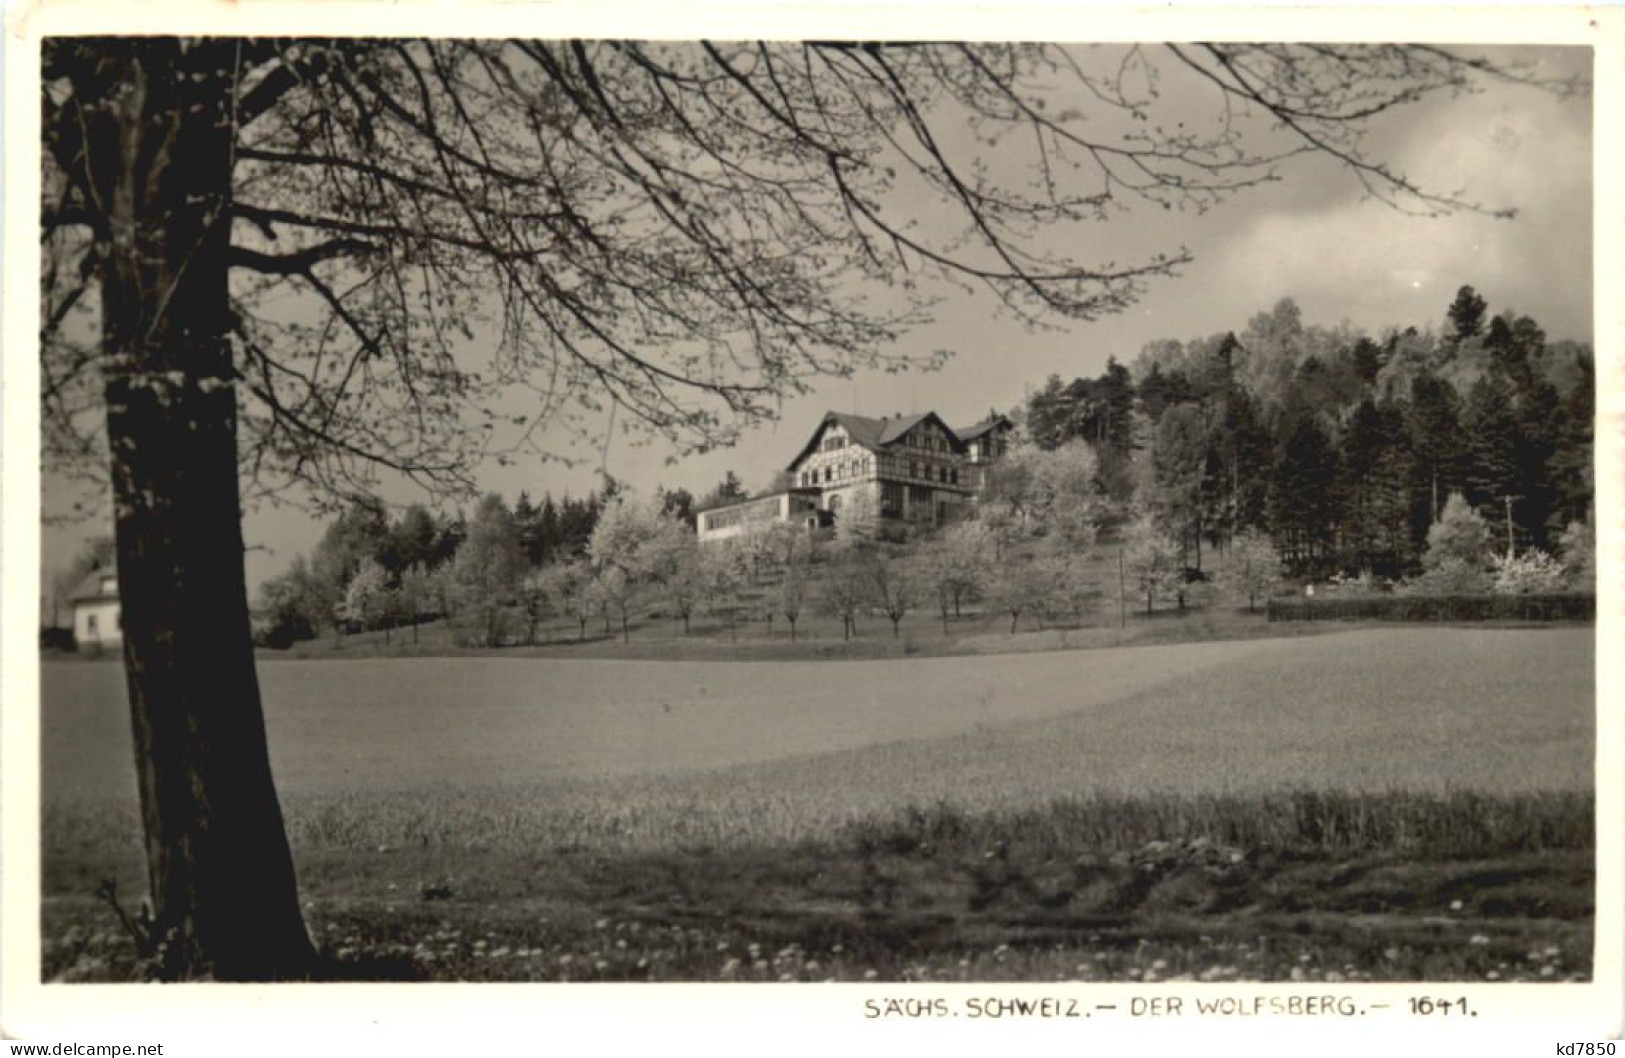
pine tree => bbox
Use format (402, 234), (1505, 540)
(1268, 416), (1340, 572)
(1445, 285), (1488, 343)
(1406, 371), (1464, 524)
(1462, 373), (1520, 518)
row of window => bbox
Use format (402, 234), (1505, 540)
(904, 429), (953, 453)
(702, 498), (780, 532)
(799, 456), (872, 488)
(879, 482), (954, 518)
(880, 456), (960, 486)
(801, 457), (962, 488)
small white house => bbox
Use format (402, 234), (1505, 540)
(70, 569), (122, 650)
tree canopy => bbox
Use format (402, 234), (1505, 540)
(42, 40), (1571, 505)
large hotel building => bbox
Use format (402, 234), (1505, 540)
(696, 410), (1013, 543)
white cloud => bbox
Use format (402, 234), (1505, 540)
(1200, 78), (1591, 339)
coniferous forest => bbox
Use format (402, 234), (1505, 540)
(1025, 289), (1592, 579)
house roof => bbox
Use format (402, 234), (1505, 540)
(693, 486), (821, 516)
(953, 415), (1014, 443)
(786, 411), (968, 470)
(69, 568), (119, 605)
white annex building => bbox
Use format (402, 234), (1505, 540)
(69, 568), (122, 649)
(696, 410), (1013, 543)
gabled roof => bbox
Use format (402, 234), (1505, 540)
(954, 414), (1014, 443)
(69, 568), (119, 605)
(786, 411), (968, 470)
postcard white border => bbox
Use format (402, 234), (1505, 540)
(3, 4), (1620, 1053)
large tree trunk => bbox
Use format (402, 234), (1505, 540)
(90, 41), (316, 980)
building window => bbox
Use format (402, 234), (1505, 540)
(87, 614), (98, 635)
(829, 494), (843, 511)
(951, 468), (959, 485)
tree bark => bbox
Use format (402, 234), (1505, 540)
(90, 41), (316, 980)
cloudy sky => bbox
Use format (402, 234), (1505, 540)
(40, 43), (1594, 595)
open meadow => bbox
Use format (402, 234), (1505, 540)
(40, 625), (1595, 983)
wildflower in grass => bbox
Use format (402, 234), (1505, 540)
(1470, 935), (1490, 946)
(864, 969), (878, 980)
(1449, 899), (1464, 911)
(1486, 972), (1500, 980)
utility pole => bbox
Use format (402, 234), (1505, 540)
(1118, 549), (1127, 631)
(1503, 494), (1516, 560)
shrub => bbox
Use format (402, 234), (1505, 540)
(1559, 519), (1596, 590)
(1423, 493), (1490, 570)
(1396, 557), (1488, 597)
(1491, 550), (1566, 596)
(1267, 593), (1592, 623)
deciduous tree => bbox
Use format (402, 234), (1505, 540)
(1220, 530), (1281, 613)
(450, 493), (525, 647)
(778, 553), (811, 643)
(1122, 513), (1182, 615)
(337, 557), (391, 641)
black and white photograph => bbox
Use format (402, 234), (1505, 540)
(4, 4), (1620, 1051)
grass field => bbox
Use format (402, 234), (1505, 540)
(39, 625), (1596, 982)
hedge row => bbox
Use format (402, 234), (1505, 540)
(1265, 593), (1595, 623)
